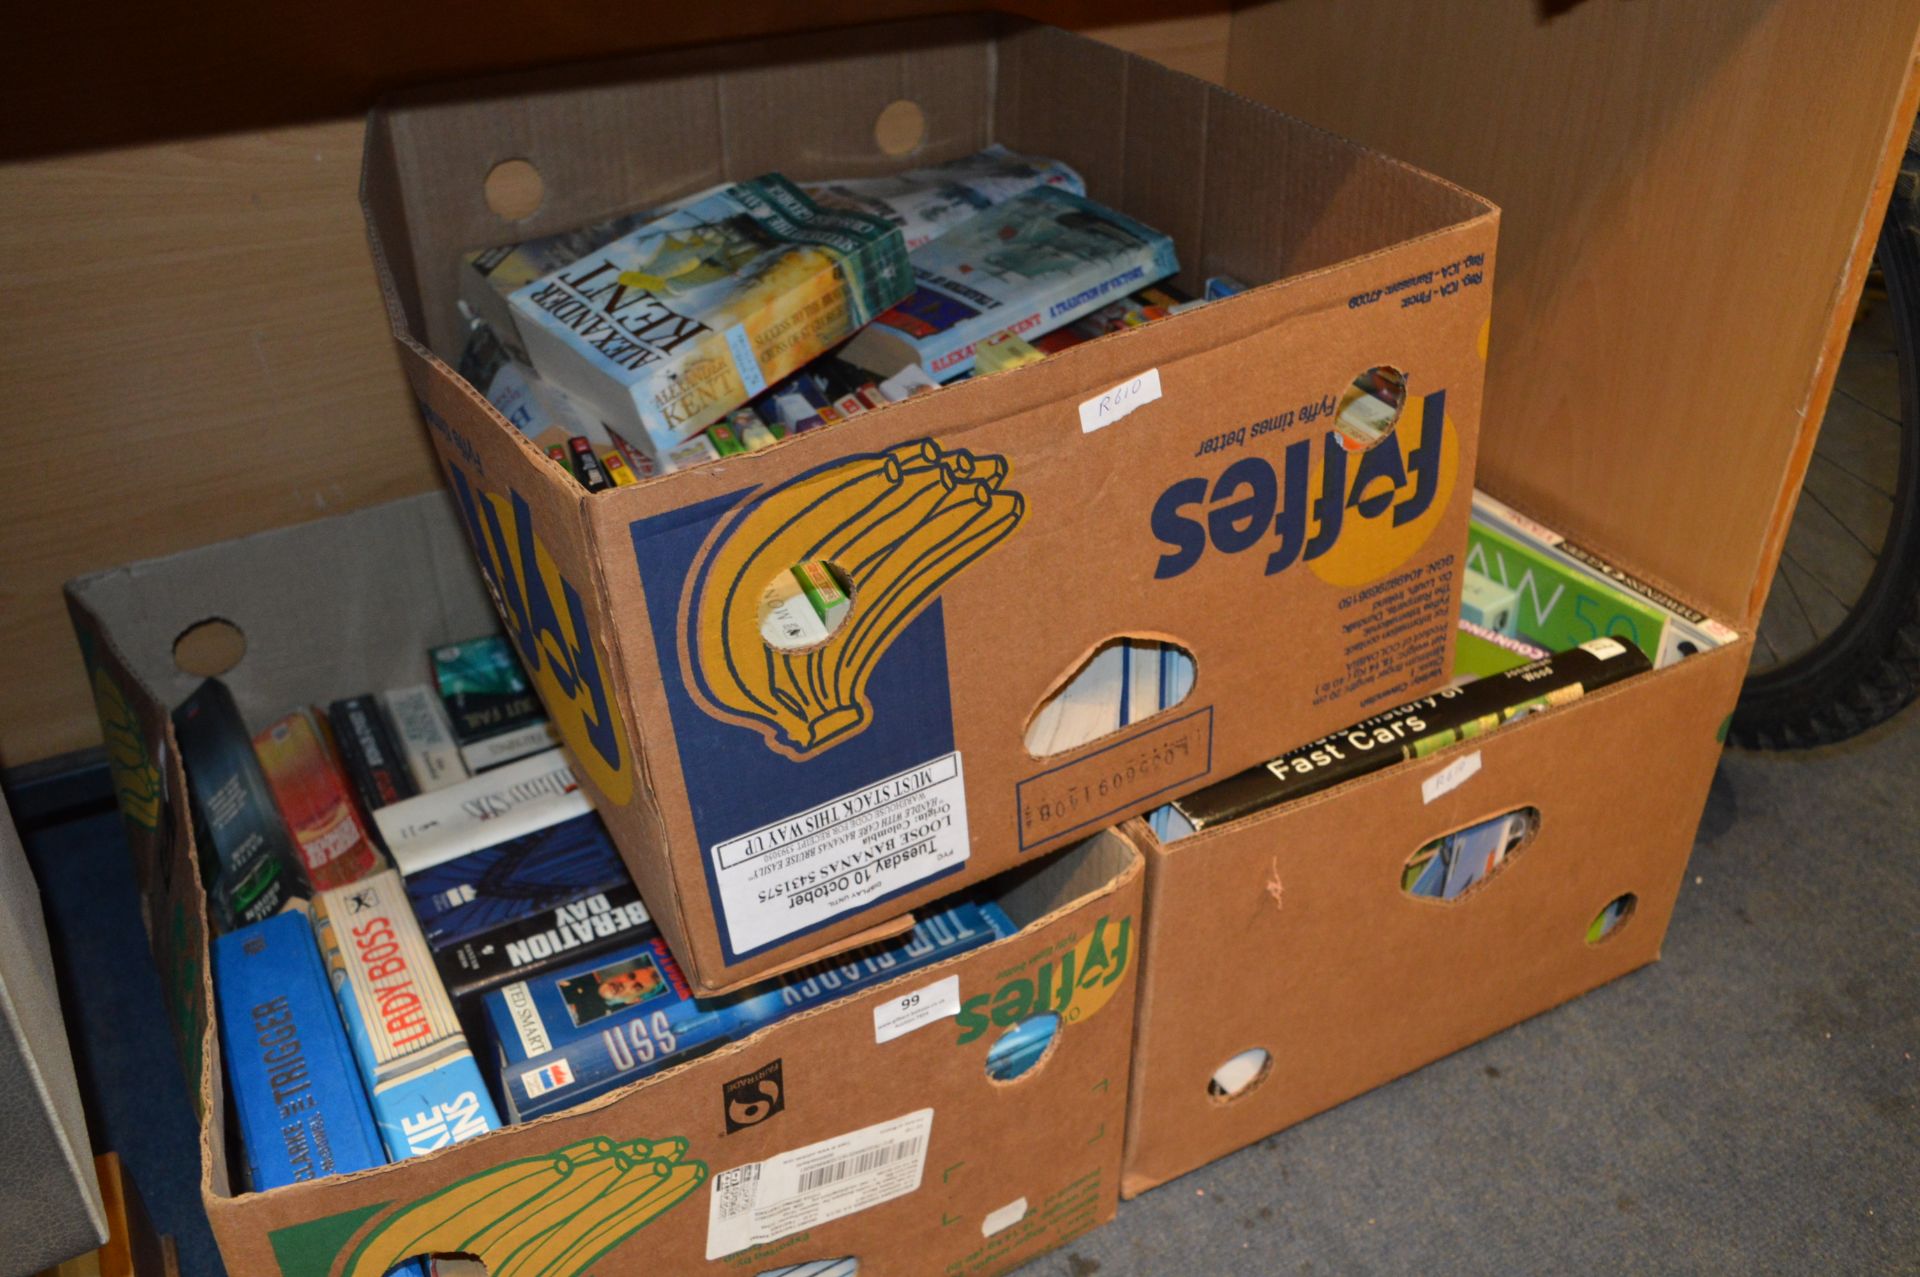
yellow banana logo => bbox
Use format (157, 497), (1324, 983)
(340, 1136), (705, 1277)
(681, 439), (1026, 758)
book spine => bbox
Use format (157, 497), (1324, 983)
(1177, 641), (1652, 829)
(172, 679), (303, 929)
(310, 870), (499, 1159)
(253, 711), (383, 892)
(213, 912), (386, 1188)
(435, 885), (655, 999)
(457, 719), (560, 774)
(380, 685), (468, 795)
(373, 748), (589, 877)
(329, 696), (418, 812)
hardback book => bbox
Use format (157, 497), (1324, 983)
(214, 909), (386, 1189)
(839, 186), (1178, 382)
(172, 678), (303, 930)
(508, 174), (912, 459)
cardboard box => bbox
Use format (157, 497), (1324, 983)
(66, 493), (1143, 1277)
(1118, 541), (1751, 1195)
(360, 14), (1499, 992)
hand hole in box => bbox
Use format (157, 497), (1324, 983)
(1334, 365), (1408, 452)
(484, 158), (545, 221)
(759, 560), (855, 652)
(172, 617), (246, 678)
(382, 1254), (487, 1277)
(1207, 1047), (1272, 1103)
(1586, 892), (1636, 943)
(985, 1012), (1060, 1083)
(874, 99), (927, 156)
(1402, 806), (1540, 901)
(757, 1260), (857, 1276)
(1024, 637), (1195, 758)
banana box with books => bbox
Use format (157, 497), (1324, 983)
(361, 14), (1500, 993)
(66, 492), (1146, 1277)
(1117, 489), (1754, 1196)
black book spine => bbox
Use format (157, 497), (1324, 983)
(171, 678), (304, 928)
(433, 884), (655, 999)
(1175, 641), (1652, 830)
(328, 695), (418, 812)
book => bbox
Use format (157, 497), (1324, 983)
(568, 435), (611, 491)
(379, 685), (468, 794)
(1471, 489), (1738, 666)
(328, 695), (418, 813)
(840, 187), (1178, 382)
(213, 909), (386, 1189)
(509, 174), (912, 459)
(309, 870), (500, 1160)
(252, 710), (383, 891)
(374, 747), (591, 875)
(430, 635), (546, 746)
(487, 900), (1014, 1120)
(401, 811), (630, 949)
(805, 144), (1084, 251)
(454, 321), (606, 449)
(1170, 638), (1654, 832)
(172, 678), (303, 930)
(1452, 617), (1550, 683)
(460, 206), (666, 361)
(457, 718), (560, 775)
(435, 883), (655, 1000)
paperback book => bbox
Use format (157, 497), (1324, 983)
(328, 695), (418, 812)
(509, 174), (912, 458)
(840, 186), (1179, 381)
(309, 870), (500, 1159)
(253, 710), (382, 891)
(435, 884), (655, 1000)
(401, 810), (630, 949)
(379, 684), (468, 794)
(172, 678), (302, 930)
(430, 635), (547, 747)
(374, 747), (590, 876)
(805, 144), (1084, 251)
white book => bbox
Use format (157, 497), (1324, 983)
(375, 748), (590, 876)
(458, 719), (560, 774)
(381, 684), (468, 794)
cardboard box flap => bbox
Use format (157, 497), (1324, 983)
(364, 14), (1495, 365)
(65, 494), (495, 733)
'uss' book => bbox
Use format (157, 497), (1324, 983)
(310, 870), (500, 1160)
(1172, 639), (1653, 832)
(509, 174), (911, 460)
(840, 186), (1178, 382)
(214, 909), (385, 1189)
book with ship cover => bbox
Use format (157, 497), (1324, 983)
(839, 186), (1179, 382)
(509, 174), (912, 459)
(805, 144), (1084, 251)
(1170, 638), (1652, 833)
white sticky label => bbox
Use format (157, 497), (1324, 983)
(1078, 367), (1162, 433)
(1421, 750), (1482, 804)
(1579, 637), (1628, 660)
(873, 974), (962, 1044)
(706, 1110), (933, 1260)
(982, 1198), (1029, 1237)
(712, 754), (970, 956)
(724, 323), (769, 397)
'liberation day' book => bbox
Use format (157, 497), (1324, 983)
(840, 186), (1178, 382)
(509, 174), (912, 459)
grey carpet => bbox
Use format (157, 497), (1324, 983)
(1020, 711), (1920, 1276)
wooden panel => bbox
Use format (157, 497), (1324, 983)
(1229, 0), (1920, 627)
(0, 6), (1229, 767)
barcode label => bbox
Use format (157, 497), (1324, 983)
(706, 1110), (933, 1260)
(795, 1136), (924, 1194)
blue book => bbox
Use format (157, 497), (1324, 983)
(840, 186), (1179, 381)
(402, 811), (629, 949)
(488, 900), (1017, 1120)
(213, 910), (385, 1190)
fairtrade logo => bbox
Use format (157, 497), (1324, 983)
(447, 468), (634, 804)
(723, 1058), (786, 1133)
(956, 913), (1134, 1045)
(1148, 389), (1457, 588)
(679, 439), (1025, 759)
(328, 1135), (705, 1277)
